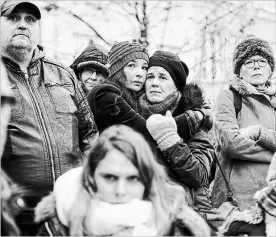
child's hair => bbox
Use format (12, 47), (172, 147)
(68, 125), (179, 235)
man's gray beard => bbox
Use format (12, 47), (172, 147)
(4, 44), (33, 62)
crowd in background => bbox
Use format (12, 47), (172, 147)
(1, 1), (276, 236)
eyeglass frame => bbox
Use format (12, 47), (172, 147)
(243, 58), (268, 69)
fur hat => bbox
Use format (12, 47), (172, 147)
(107, 40), (149, 78)
(149, 50), (189, 89)
(70, 44), (108, 76)
(233, 36), (275, 75)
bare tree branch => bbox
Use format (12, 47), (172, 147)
(45, 3), (110, 45)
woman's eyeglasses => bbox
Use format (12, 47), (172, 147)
(244, 59), (268, 69)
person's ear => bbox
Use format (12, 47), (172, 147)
(268, 68), (273, 79)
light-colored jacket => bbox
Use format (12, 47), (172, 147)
(211, 76), (276, 211)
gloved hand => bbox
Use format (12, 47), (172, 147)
(240, 125), (261, 141)
(146, 111), (181, 151)
(257, 79), (276, 96)
(197, 108), (213, 130)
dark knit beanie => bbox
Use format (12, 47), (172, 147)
(149, 50), (189, 89)
(70, 44), (108, 76)
(233, 36), (275, 75)
(107, 40), (149, 78)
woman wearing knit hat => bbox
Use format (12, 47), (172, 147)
(87, 40), (211, 143)
(211, 36), (276, 215)
(70, 44), (109, 94)
(87, 40), (216, 217)
(143, 50), (221, 234)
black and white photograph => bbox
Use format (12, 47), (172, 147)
(1, 1), (276, 236)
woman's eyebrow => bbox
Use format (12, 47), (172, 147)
(159, 72), (167, 76)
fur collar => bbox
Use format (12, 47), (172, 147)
(181, 82), (206, 110)
(34, 193), (56, 223)
(229, 75), (265, 96)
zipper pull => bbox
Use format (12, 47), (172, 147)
(22, 69), (29, 80)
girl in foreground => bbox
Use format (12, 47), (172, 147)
(34, 125), (210, 236)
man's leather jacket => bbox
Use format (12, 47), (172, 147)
(1, 46), (98, 201)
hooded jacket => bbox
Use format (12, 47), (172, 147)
(211, 75), (276, 211)
(1, 46), (98, 204)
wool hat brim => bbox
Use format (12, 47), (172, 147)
(149, 51), (188, 89)
(108, 51), (149, 78)
(77, 61), (108, 75)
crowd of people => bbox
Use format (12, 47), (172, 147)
(1, 1), (276, 236)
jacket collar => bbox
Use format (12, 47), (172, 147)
(230, 75), (266, 96)
(1, 45), (45, 71)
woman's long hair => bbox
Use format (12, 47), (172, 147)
(68, 125), (179, 235)
(108, 69), (143, 112)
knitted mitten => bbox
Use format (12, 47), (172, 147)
(240, 125), (261, 141)
(146, 111), (181, 151)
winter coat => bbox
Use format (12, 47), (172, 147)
(211, 76), (276, 211)
(1, 46), (98, 206)
(160, 84), (215, 215)
(34, 197), (210, 236)
(88, 82), (215, 212)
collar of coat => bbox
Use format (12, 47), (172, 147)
(229, 75), (268, 96)
(180, 82), (206, 110)
(1, 45), (45, 71)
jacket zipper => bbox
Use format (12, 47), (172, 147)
(22, 70), (56, 184)
(273, 107), (276, 130)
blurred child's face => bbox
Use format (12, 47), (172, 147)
(123, 59), (148, 92)
(93, 149), (145, 203)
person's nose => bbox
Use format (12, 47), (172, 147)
(151, 77), (159, 87)
(135, 67), (144, 78)
(91, 72), (97, 80)
(17, 19), (27, 30)
(253, 61), (260, 70)
(115, 180), (126, 198)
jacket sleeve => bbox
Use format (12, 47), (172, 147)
(215, 89), (273, 163)
(175, 111), (201, 141)
(162, 130), (214, 189)
(175, 104), (213, 141)
(257, 126), (276, 152)
(74, 78), (99, 155)
(88, 85), (153, 142)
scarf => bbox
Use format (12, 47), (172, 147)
(85, 199), (158, 236)
(139, 90), (181, 119)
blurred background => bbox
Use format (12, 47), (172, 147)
(34, 1), (276, 105)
